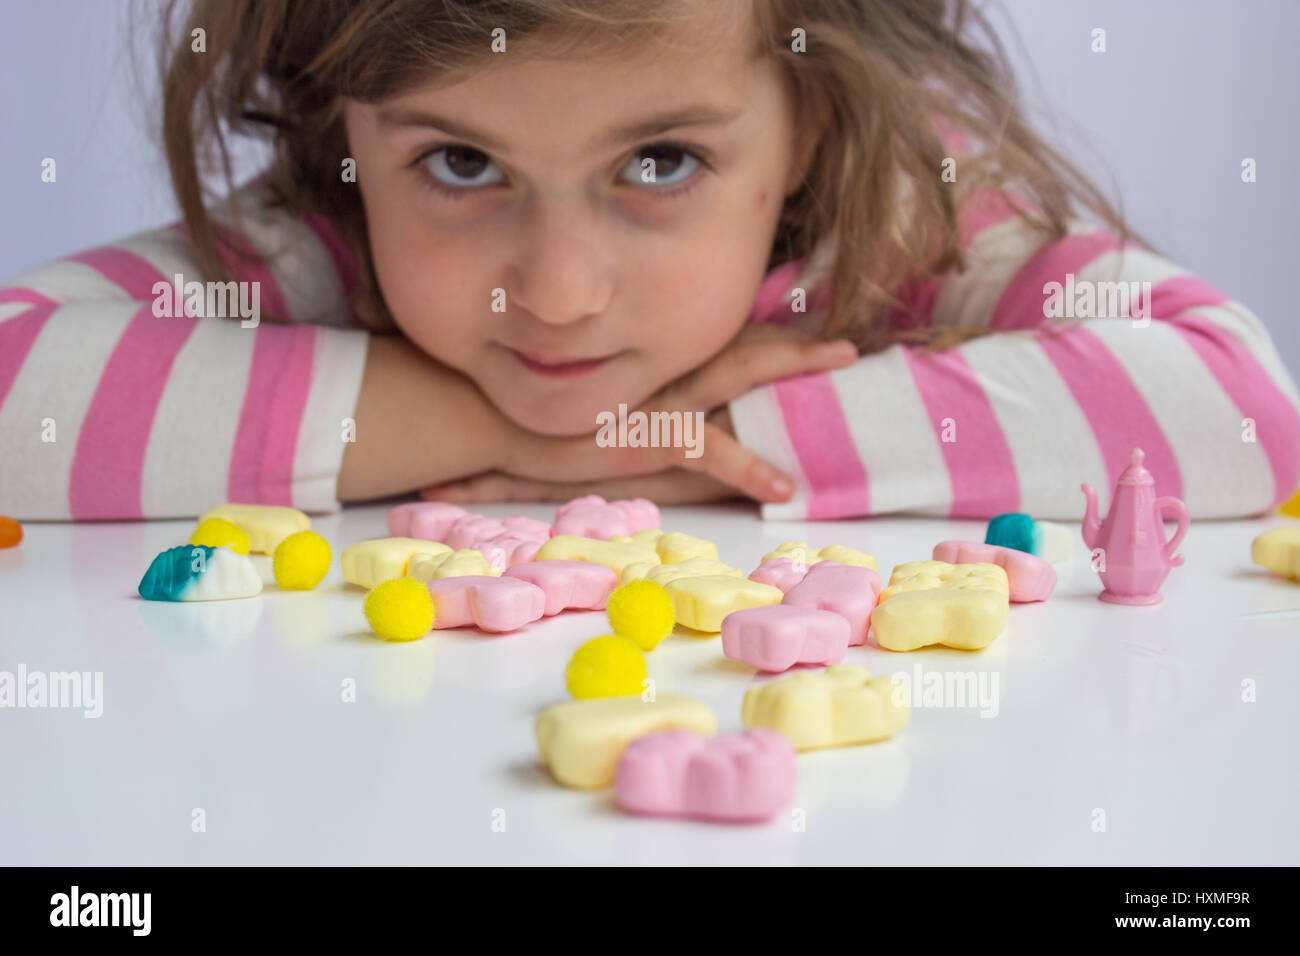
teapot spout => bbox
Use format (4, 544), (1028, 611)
(1081, 483), (1101, 550)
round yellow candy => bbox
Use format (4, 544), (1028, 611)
(606, 579), (675, 651)
(1280, 487), (1300, 518)
(272, 530), (332, 589)
(565, 634), (647, 699)
(190, 517), (249, 555)
(364, 577), (434, 642)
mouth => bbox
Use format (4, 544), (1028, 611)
(503, 346), (622, 379)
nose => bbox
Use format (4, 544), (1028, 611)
(505, 199), (614, 327)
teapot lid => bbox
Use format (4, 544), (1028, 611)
(1116, 448), (1154, 487)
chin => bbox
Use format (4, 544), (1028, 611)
(494, 391), (609, 438)
(482, 356), (662, 438)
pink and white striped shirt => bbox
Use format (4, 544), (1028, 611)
(0, 182), (370, 520)
(732, 189), (1300, 520)
(2, 179), (1297, 521)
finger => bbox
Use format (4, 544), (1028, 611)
(662, 422), (794, 503)
(513, 420), (797, 502)
(504, 417), (796, 502)
(419, 472), (558, 504)
(421, 469), (735, 507)
(546, 470), (736, 505)
(506, 429), (699, 484)
(454, 470), (743, 509)
(707, 405), (734, 436)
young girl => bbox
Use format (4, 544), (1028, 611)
(2, 0), (1297, 524)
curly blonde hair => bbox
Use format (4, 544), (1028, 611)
(154, 0), (1132, 351)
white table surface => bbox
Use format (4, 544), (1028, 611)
(2, 501), (1297, 866)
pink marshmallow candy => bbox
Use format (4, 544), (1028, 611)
(720, 604), (850, 672)
(781, 560), (882, 646)
(489, 527), (551, 567)
(443, 514), (552, 567)
(386, 504), (550, 568)
(427, 576), (547, 633)
(931, 540), (1056, 602)
(443, 514), (506, 550)
(503, 560), (618, 616)
(610, 498), (660, 533)
(748, 556), (811, 594)
(500, 515), (552, 537)
(386, 502), (470, 541)
(551, 495), (660, 540)
(615, 728), (797, 823)
(477, 533), (546, 570)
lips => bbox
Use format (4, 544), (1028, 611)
(505, 346), (620, 379)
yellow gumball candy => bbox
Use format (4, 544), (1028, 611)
(273, 530), (332, 590)
(1280, 487), (1300, 518)
(364, 577), (434, 642)
(606, 579), (675, 651)
(190, 517), (250, 555)
(565, 634), (647, 699)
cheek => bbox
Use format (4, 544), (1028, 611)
(628, 247), (762, 378)
(368, 211), (489, 354)
(628, 187), (780, 368)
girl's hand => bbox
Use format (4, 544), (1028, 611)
(420, 325), (859, 505)
(421, 409), (743, 506)
(339, 334), (517, 502)
(420, 468), (736, 507)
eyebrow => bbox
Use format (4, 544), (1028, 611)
(374, 104), (741, 153)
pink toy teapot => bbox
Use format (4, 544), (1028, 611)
(1081, 448), (1189, 605)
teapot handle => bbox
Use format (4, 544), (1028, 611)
(1153, 496), (1189, 567)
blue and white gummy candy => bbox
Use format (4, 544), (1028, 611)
(985, 513), (1074, 564)
(138, 544), (263, 601)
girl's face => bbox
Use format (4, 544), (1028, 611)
(344, 5), (803, 436)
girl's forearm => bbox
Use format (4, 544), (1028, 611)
(337, 334), (510, 502)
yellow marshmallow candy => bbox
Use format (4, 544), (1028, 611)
(406, 548), (499, 581)
(654, 531), (719, 564)
(871, 560), (1009, 651)
(620, 556), (743, 586)
(341, 537), (452, 589)
(609, 529), (664, 549)
(197, 503), (310, 554)
(664, 575), (782, 633)
(878, 560), (1010, 601)
(535, 694), (716, 789)
(742, 664), (909, 751)
(536, 535), (660, 576)
(1251, 527), (1300, 581)
(761, 540), (876, 570)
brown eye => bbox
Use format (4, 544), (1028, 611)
(444, 146), (488, 178)
(640, 145), (685, 177)
(426, 145), (505, 188)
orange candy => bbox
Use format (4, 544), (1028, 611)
(0, 516), (22, 549)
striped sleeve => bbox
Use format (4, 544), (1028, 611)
(0, 179), (371, 520)
(730, 193), (1300, 521)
